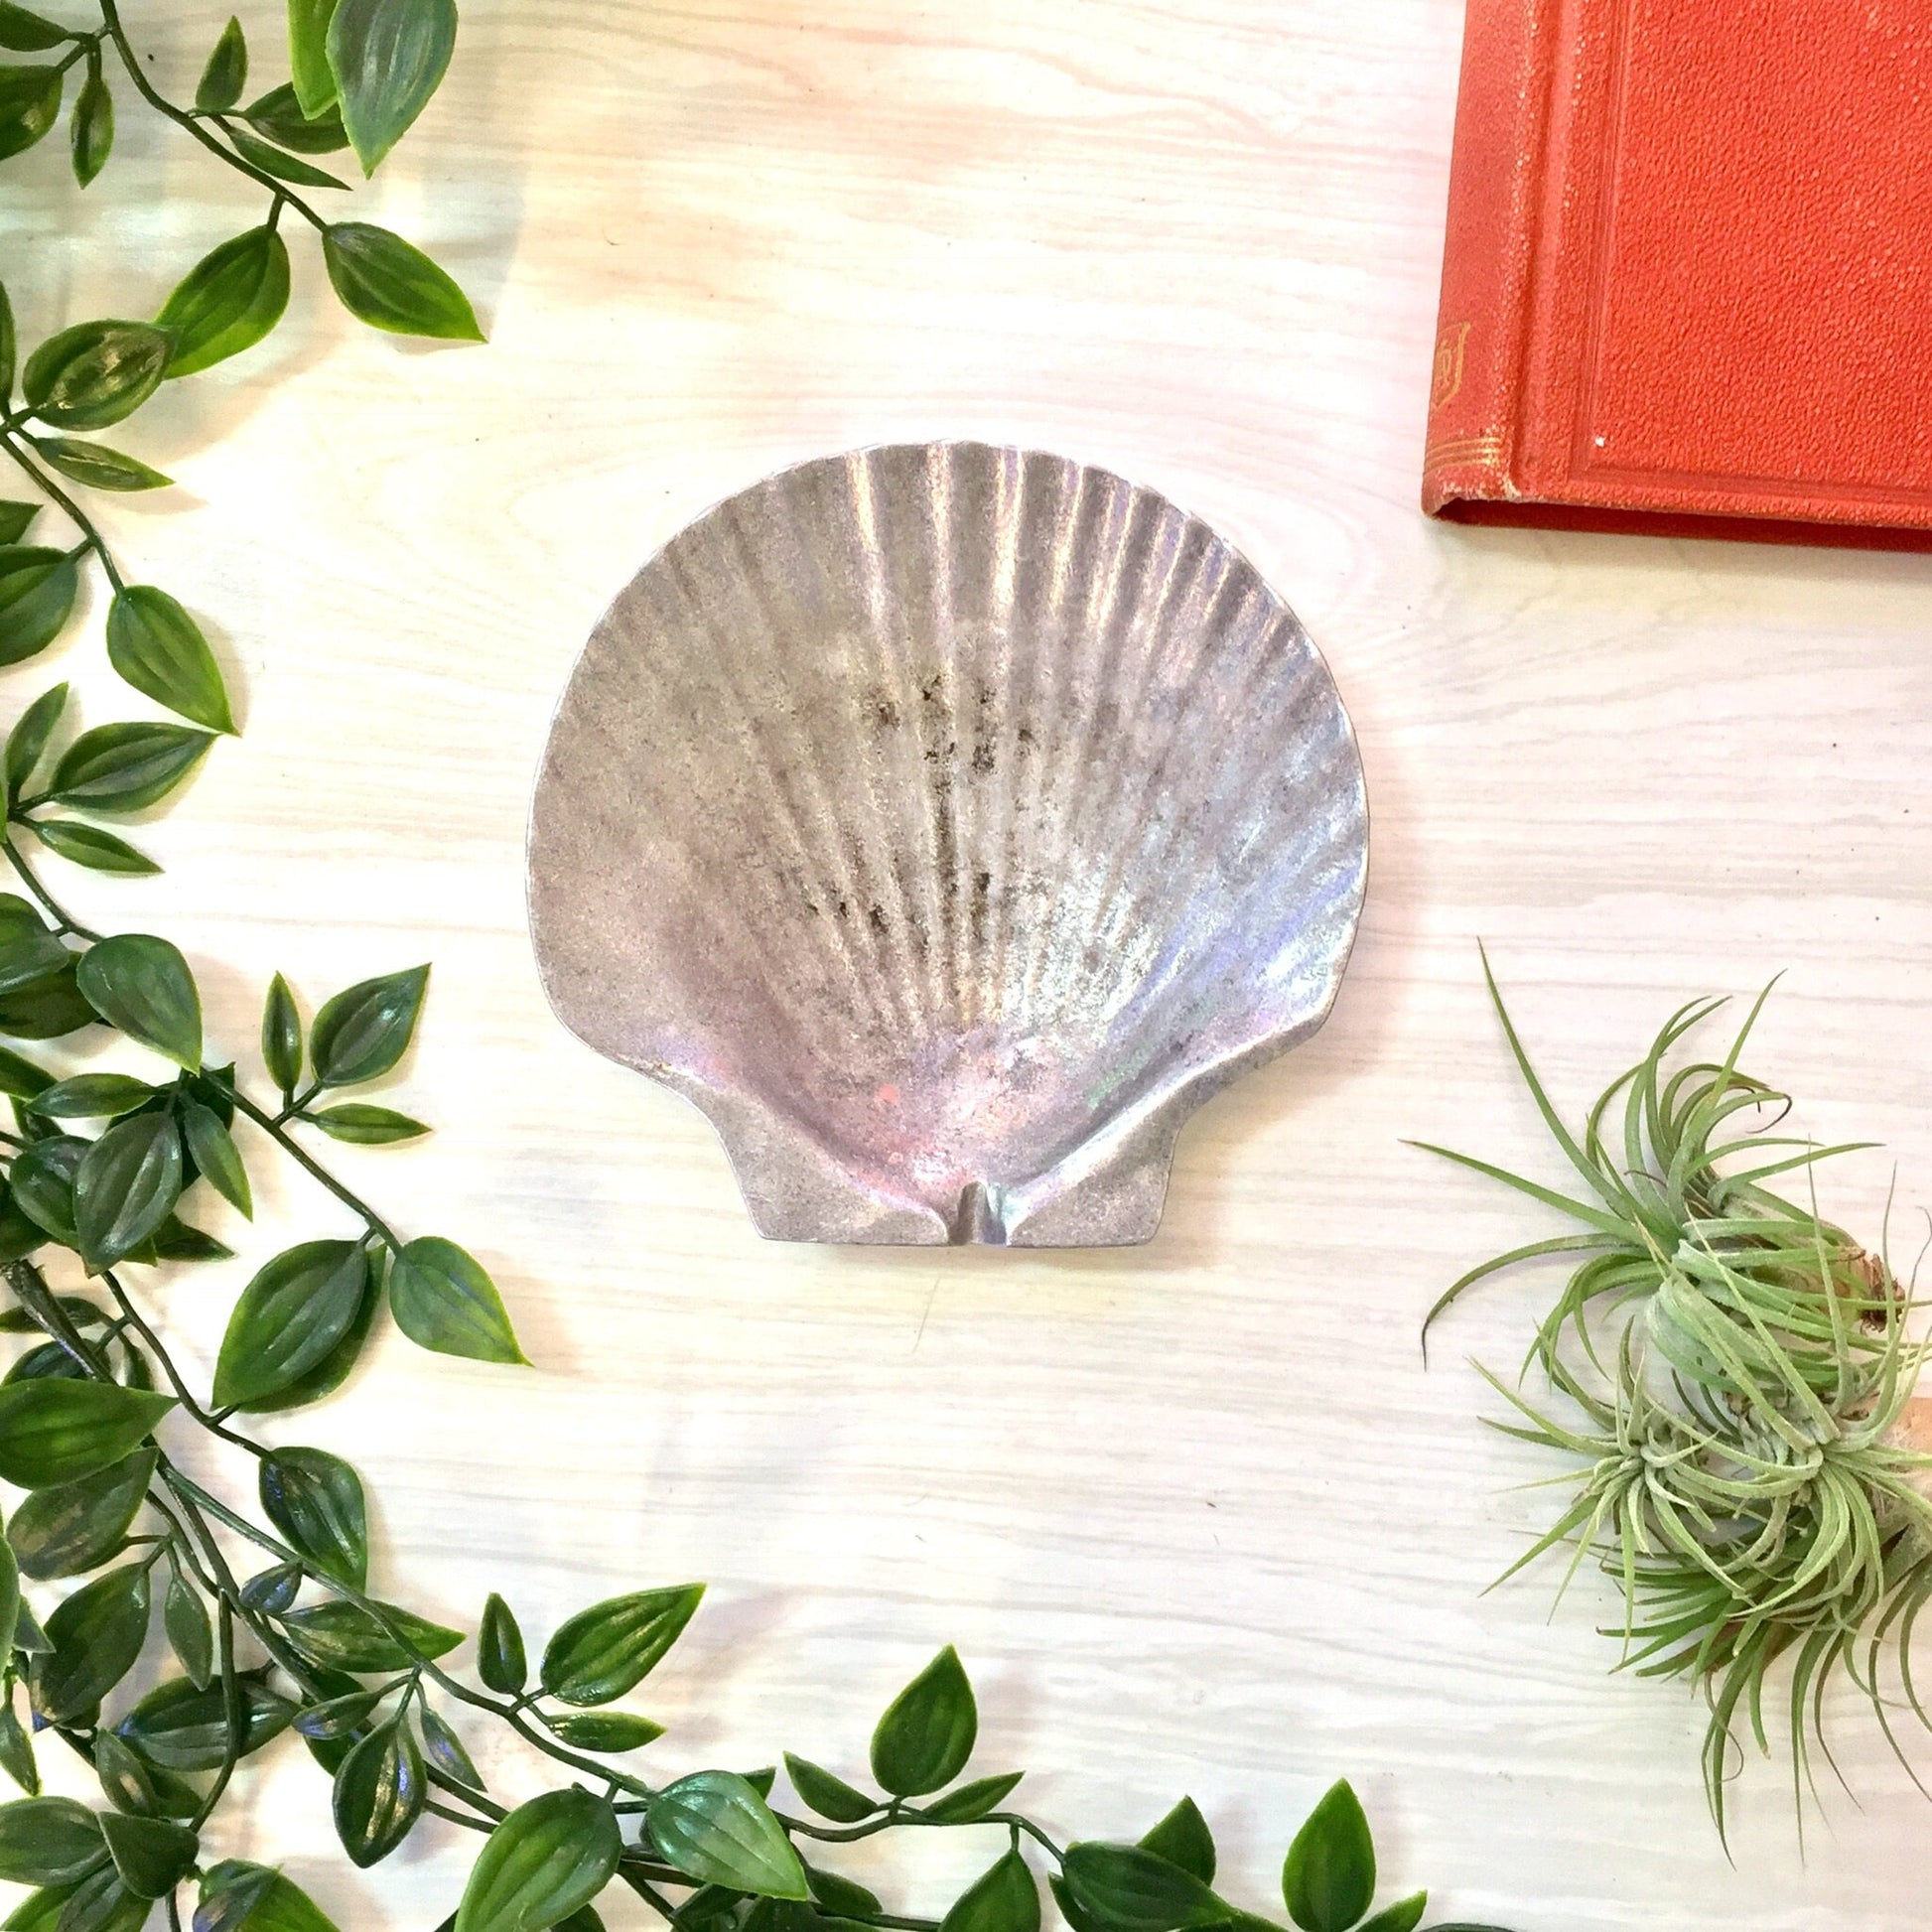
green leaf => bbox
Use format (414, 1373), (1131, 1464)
(261, 973), (302, 1094)
(25, 820), (156, 877)
(1057, 1847), (1228, 1932)
(1355, 1897), (1426, 1932)
(310, 964), (426, 1085)
(31, 1562), (150, 1721)
(157, 226), (291, 379)
(870, 1647), (977, 1798)
(68, 67), (110, 186)
(74, 1108), (184, 1266)
(804, 1865), (879, 1919)
(0, 1042), (50, 1098)
(162, 1571), (210, 1689)
(8, 1446), (154, 1579)
(539, 1584), (702, 1707)
(455, 1786), (621, 1932)
(0, 547), (77, 665)
(237, 1248), (378, 1413)
(279, 1596), (463, 1674)
(288, 0), (343, 116)
(243, 81), (348, 152)
(327, 0), (454, 174)
(240, 1559), (300, 1614)
(0, 8), (65, 54)
(418, 1705), (483, 1788)
(93, 1729), (199, 1823)
(196, 17), (246, 112)
(388, 1235), (524, 1365)
(211, 1238), (369, 1409)
(20, 322), (171, 432)
(0, 1380), (172, 1487)
(0, 1697), (37, 1796)
(43, 1863), (147, 1932)
(782, 1754), (875, 1825)
(181, 1100), (250, 1217)
(135, 1214), (230, 1266)
(332, 1720), (425, 1866)
(116, 1672), (293, 1771)
(0, 1795), (102, 1885)
(323, 223), (482, 341)
(940, 1853), (1038, 1932)
(0, 1531), (16, 1655)
(293, 1687), (382, 1741)
(542, 1711), (665, 1752)
(76, 933), (202, 1066)
(0, 922), (69, 996)
(99, 1810), (195, 1898)
(1282, 1784), (1375, 1932)
(477, 1591), (525, 1694)
(31, 436), (163, 492)
(7, 1133), (82, 1245)
(305, 1102), (427, 1144)
(226, 124), (348, 189)
(0, 504), (35, 544)
(0, 282), (13, 399)
(259, 1446), (366, 1587)
(198, 1861), (342, 1932)
(47, 724), (211, 813)
(1138, 1801), (1213, 1887)
(104, 586), (235, 734)
(4, 684), (64, 799)
(921, 1771), (1025, 1826)
(31, 1071), (154, 1122)
(0, 65), (62, 162)
(649, 1771), (809, 1901)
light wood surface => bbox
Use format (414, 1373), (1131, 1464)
(9, 2), (1932, 1926)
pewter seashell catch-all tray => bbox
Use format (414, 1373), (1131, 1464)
(527, 444), (1368, 1247)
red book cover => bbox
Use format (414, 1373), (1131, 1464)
(1423, 0), (1932, 549)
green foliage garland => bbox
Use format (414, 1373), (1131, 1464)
(0, 5), (1521, 1929)
(1426, 952), (1931, 1843)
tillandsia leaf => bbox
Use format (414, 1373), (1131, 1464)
(46, 724), (213, 813)
(21, 322), (171, 432)
(278, 1596), (463, 1673)
(0, 1794), (104, 1884)
(196, 17), (247, 113)
(327, 0), (456, 174)
(305, 1101), (428, 1144)
(920, 1770), (1025, 1825)
(387, 1235), (525, 1364)
(938, 1852), (1039, 1932)
(1138, 1798), (1215, 1885)
(542, 1711), (665, 1752)
(243, 82), (349, 153)
(31, 1560), (150, 1721)
(309, 964), (427, 1086)
(333, 1718), (425, 1866)
(69, 63), (110, 187)
(454, 1786), (622, 1932)
(259, 1446), (367, 1587)
(478, 1590), (526, 1693)
(197, 1860), (344, 1932)
(539, 1582), (704, 1705)
(158, 227), (293, 380)
(870, 1645), (977, 1797)
(783, 1753), (876, 1823)
(0, 1378), (173, 1487)
(1281, 1782), (1375, 1932)
(103, 587), (236, 734)
(212, 1239), (368, 1409)
(76, 935), (203, 1067)
(98, 1809), (196, 1898)
(7, 1444), (154, 1578)
(323, 223), (483, 341)
(1056, 1846), (1228, 1932)
(0, 67), (63, 162)
(649, 1771), (810, 1901)
(0, 547), (78, 665)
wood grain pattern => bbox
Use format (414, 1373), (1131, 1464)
(6, 2), (1932, 1925)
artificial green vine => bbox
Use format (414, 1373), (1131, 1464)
(0, 5), (1522, 1929)
(1426, 953), (1930, 1844)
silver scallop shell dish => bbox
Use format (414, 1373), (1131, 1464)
(528, 443), (1368, 1247)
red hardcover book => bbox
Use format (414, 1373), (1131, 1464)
(1423, 0), (1932, 549)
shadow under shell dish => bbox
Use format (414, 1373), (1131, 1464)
(527, 443), (1368, 1246)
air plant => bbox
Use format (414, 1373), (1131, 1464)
(1421, 954), (1932, 1843)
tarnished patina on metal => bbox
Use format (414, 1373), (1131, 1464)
(527, 443), (1368, 1246)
